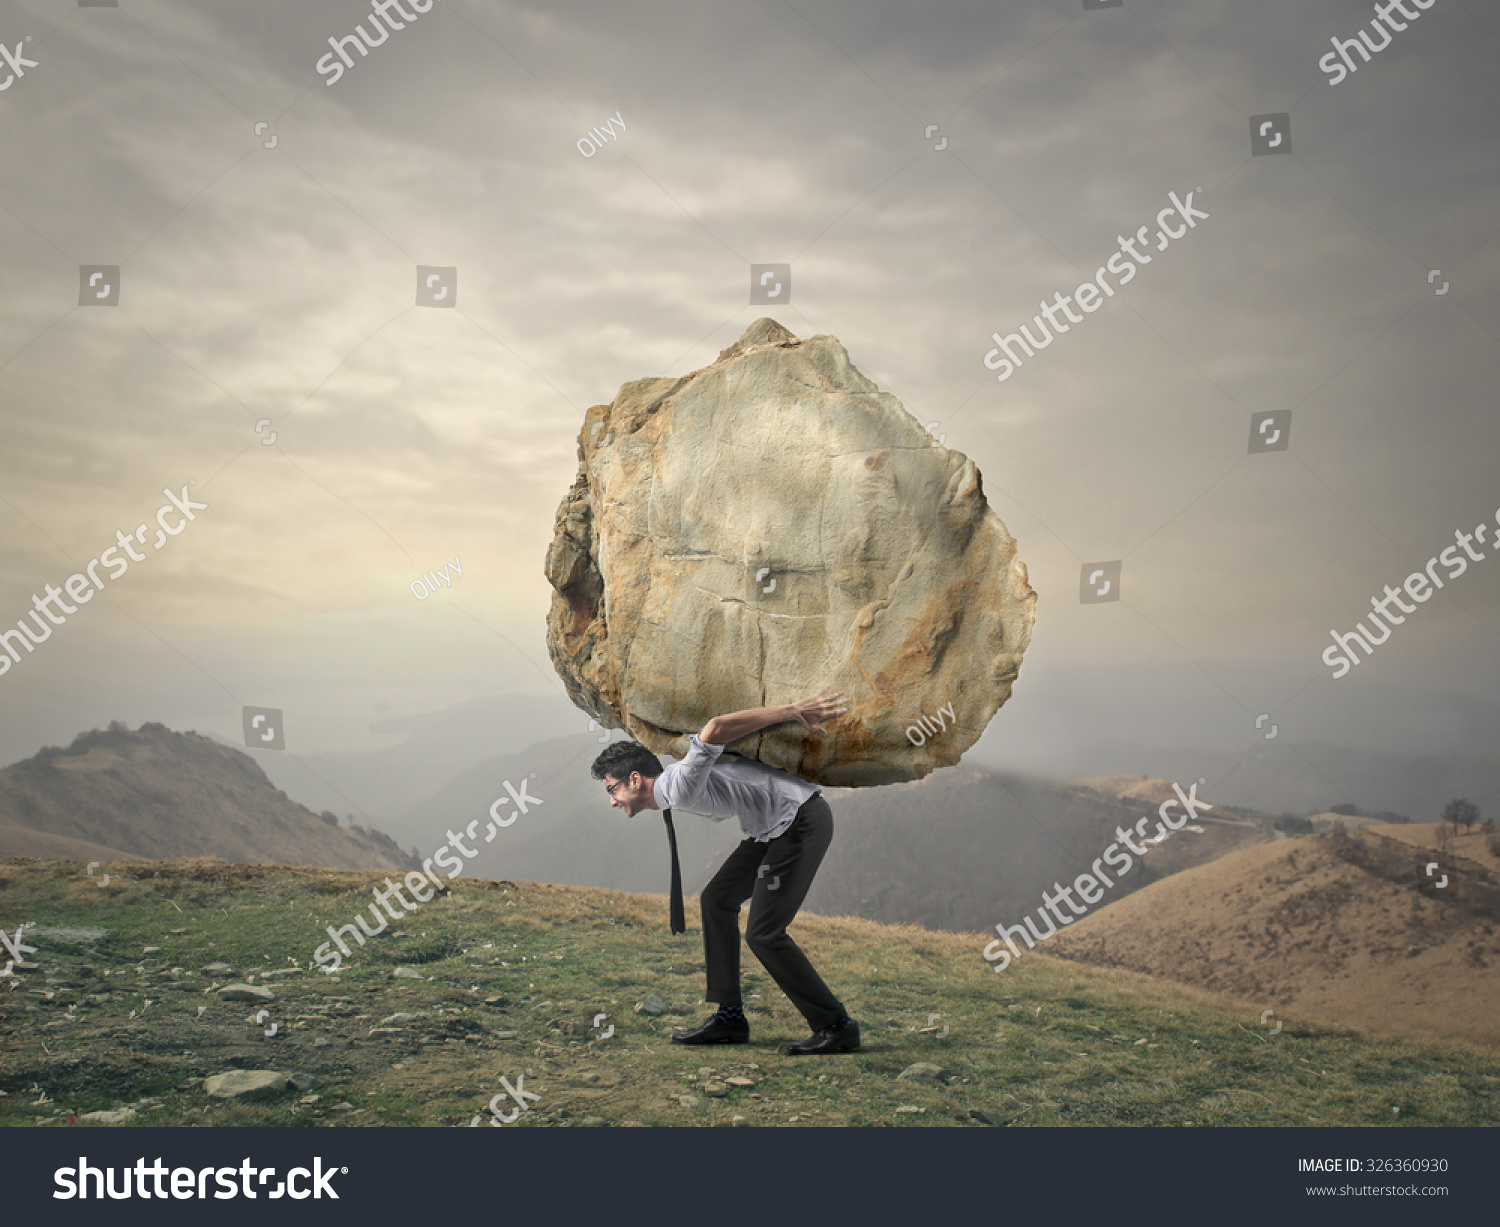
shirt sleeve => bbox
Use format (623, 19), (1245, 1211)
(664, 733), (725, 811)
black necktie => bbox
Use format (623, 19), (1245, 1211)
(662, 808), (685, 934)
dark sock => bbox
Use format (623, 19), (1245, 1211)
(716, 1003), (745, 1023)
(832, 1015), (852, 1028)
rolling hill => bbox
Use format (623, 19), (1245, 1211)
(1045, 822), (1500, 1048)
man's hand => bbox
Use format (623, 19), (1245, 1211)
(700, 686), (848, 745)
(787, 686), (847, 736)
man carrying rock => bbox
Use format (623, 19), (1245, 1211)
(591, 688), (860, 1055)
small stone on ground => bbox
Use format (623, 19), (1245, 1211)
(203, 1071), (290, 1101)
(217, 983), (274, 1002)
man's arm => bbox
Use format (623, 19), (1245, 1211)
(701, 687), (846, 746)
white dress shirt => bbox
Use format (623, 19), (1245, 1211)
(655, 733), (822, 842)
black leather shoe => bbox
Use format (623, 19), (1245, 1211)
(671, 1014), (750, 1045)
(786, 1017), (861, 1055)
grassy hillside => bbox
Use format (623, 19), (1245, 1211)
(1048, 823), (1500, 1049)
(3, 855), (1498, 1128)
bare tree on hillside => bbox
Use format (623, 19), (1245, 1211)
(1442, 798), (1480, 835)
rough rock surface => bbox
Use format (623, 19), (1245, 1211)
(545, 318), (1035, 786)
(216, 982), (273, 1002)
(80, 1107), (139, 1124)
(203, 1070), (291, 1101)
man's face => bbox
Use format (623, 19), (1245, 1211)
(603, 771), (649, 816)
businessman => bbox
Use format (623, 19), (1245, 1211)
(591, 687), (860, 1055)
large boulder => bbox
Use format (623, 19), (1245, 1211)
(544, 318), (1035, 786)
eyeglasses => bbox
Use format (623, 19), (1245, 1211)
(605, 779), (625, 797)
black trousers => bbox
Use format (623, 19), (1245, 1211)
(700, 792), (847, 1032)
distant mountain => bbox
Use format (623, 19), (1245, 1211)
(1052, 739), (1500, 824)
(236, 691), (1500, 842)
(0, 813), (135, 864)
(0, 723), (413, 871)
(802, 769), (1276, 935)
(235, 693), (591, 826)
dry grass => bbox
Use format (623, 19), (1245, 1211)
(3, 854), (1499, 1128)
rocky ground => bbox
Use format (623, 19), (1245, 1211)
(4, 856), (1499, 1127)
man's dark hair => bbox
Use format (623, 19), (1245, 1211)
(591, 739), (664, 782)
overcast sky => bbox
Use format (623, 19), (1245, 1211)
(1, 0), (1497, 784)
